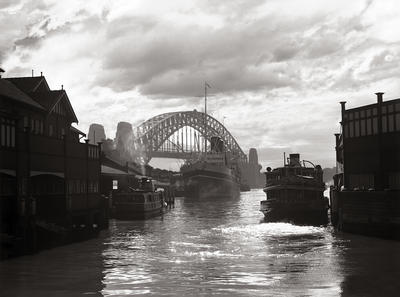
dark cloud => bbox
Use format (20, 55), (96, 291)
(0, 0), (21, 9)
(95, 13), (313, 97)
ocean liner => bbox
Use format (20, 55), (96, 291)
(181, 138), (240, 199)
(181, 82), (240, 199)
(260, 153), (328, 224)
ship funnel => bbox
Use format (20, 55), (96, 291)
(289, 153), (300, 166)
(210, 136), (224, 152)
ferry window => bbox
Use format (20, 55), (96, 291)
(388, 115), (394, 132)
(354, 112), (359, 119)
(373, 108), (377, 116)
(360, 120), (366, 136)
(396, 114), (400, 131)
(396, 103), (400, 112)
(388, 105), (394, 113)
(113, 180), (118, 190)
(382, 106), (387, 114)
(382, 116), (387, 133)
(354, 121), (360, 137)
(366, 109), (371, 117)
(372, 118), (378, 134)
(360, 110), (365, 118)
(366, 118), (372, 135)
(349, 113), (353, 120)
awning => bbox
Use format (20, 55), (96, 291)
(30, 171), (65, 178)
(0, 169), (16, 176)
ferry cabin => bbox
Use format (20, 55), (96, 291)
(0, 74), (105, 256)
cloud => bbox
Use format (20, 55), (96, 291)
(2, 0), (400, 169)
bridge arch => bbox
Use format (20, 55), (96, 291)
(136, 111), (247, 163)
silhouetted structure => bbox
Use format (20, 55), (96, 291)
(240, 148), (264, 188)
(88, 123), (106, 145)
(0, 73), (107, 259)
(331, 93), (400, 239)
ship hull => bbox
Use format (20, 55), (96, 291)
(113, 192), (164, 220)
(261, 186), (328, 225)
(182, 166), (240, 199)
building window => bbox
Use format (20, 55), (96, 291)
(354, 121), (360, 137)
(349, 121), (354, 138)
(372, 117), (378, 134)
(388, 114), (394, 132)
(382, 116), (387, 133)
(0, 118), (16, 148)
(366, 118), (372, 135)
(396, 114), (400, 131)
(360, 119), (366, 136)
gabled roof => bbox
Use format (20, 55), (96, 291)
(5, 76), (50, 93)
(0, 79), (45, 110)
(28, 90), (78, 123)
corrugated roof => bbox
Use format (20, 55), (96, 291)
(0, 79), (44, 110)
(5, 76), (49, 93)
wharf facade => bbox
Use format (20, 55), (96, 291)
(331, 93), (400, 239)
(0, 74), (107, 259)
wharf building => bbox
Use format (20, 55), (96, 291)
(0, 72), (107, 259)
(330, 92), (400, 239)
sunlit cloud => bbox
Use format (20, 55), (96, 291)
(1, 0), (399, 168)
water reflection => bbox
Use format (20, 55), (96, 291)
(1, 189), (399, 296)
(100, 190), (344, 296)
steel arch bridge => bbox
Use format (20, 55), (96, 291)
(135, 110), (247, 164)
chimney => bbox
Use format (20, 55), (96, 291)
(289, 153), (300, 166)
(61, 84), (63, 90)
(375, 92), (384, 105)
(32, 69), (34, 77)
(40, 71), (43, 77)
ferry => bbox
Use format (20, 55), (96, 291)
(260, 153), (328, 224)
(113, 177), (164, 220)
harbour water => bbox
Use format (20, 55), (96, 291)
(1, 189), (399, 297)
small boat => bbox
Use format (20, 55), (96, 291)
(260, 153), (328, 225)
(113, 177), (164, 220)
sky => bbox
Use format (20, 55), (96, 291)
(1, 0), (400, 170)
